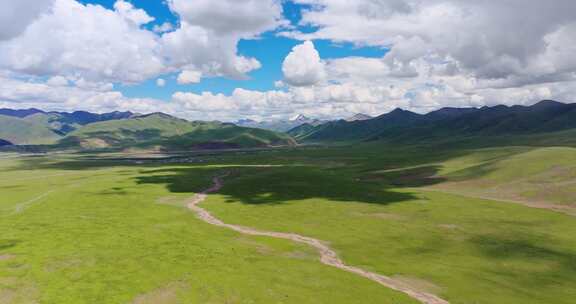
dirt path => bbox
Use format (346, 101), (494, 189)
(187, 174), (449, 304)
(8, 190), (55, 215)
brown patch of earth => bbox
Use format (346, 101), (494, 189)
(44, 258), (92, 273)
(156, 196), (187, 208)
(283, 250), (316, 260)
(354, 212), (407, 221)
(438, 224), (459, 230)
(235, 236), (275, 255)
(391, 275), (443, 295)
(0, 279), (39, 304)
(0, 254), (15, 261)
(132, 282), (188, 304)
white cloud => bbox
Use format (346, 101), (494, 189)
(282, 41), (325, 86)
(152, 22), (174, 34)
(46, 76), (69, 87)
(0, 0), (55, 40)
(161, 0), (284, 80)
(0, 0), (286, 85)
(0, 0), (164, 84)
(113, 0), (154, 25)
(156, 78), (166, 87)
(177, 70), (202, 84)
(167, 0), (285, 35)
(288, 0), (576, 88)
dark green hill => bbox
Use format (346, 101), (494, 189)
(292, 100), (576, 143)
(290, 108), (423, 142)
(59, 113), (295, 151)
(287, 123), (317, 139)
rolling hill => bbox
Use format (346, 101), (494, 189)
(0, 109), (136, 145)
(290, 100), (576, 143)
(23, 110), (136, 135)
(0, 114), (62, 145)
(59, 113), (296, 151)
(0, 108), (295, 150)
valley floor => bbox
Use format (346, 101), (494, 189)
(1, 142), (575, 303)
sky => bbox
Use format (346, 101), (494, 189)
(0, 0), (575, 121)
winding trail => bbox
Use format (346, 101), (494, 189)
(8, 190), (55, 215)
(187, 174), (449, 304)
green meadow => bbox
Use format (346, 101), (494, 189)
(1, 142), (576, 303)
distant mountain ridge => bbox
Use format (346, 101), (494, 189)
(0, 108), (135, 122)
(0, 108), (294, 151)
(345, 113), (373, 122)
(0, 108), (45, 118)
(289, 100), (576, 143)
(235, 114), (326, 132)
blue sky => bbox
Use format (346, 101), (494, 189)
(79, 0), (387, 100)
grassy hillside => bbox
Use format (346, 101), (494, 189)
(194, 141), (576, 303)
(24, 112), (81, 135)
(0, 114), (61, 145)
(427, 146), (576, 210)
(60, 113), (295, 151)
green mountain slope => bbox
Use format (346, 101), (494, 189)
(292, 100), (576, 143)
(0, 115), (62, 145)
(23, 111), (135, 135)
(289, 109), (423, 142)
(60, 113), (295, 151)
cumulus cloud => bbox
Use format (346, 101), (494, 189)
(177, 70), (202, 84)
(113, 0), (154, 25)
(282, 41), (325, 86)
(152, 22), (174, 34)
(0, 0), (285, 84)
(168, 0), (285, 35)
(156, 78), (166, 87)
(46, 76), (69, 87)
(0, 0), (164, 84)
(1, 0), (576, 121)
(0, 0), (55, 40)
(161, 0), (283, 80)
(288, 0), (576, 87)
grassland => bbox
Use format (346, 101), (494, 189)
(0, 154), (414, 304)
(1, 140), (576, 303)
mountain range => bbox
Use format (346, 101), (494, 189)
(2, 100), (575, 151)
(234, 113), (374, 132)
(0, 109), (294, 151)
(289, 100), (576, 143)
(234, 114), (326, 132)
